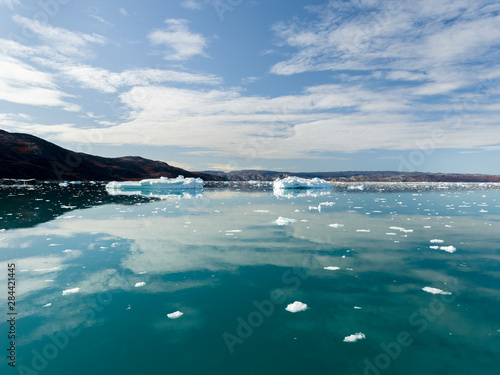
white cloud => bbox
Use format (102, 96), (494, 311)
(119, 7), (128, 16)
(45, 81), (500, 159)
(60, 65), (222, 93)
(148, 19), (208, 60)
(12, 15), (106, 58)
(0, 55), (78, 111)
(180, 0), (203, 10)
(270, 0), (500, 96)
(0, 0), (18, 8)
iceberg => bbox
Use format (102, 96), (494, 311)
(285, 301), (308, 313)
(343, 332), (366, 342)
(422, 286), (451, 295)
(167, 311), (184, 319)
(106, 175), (203, 192)
(275, 217), (297, 225)
(273, 176), (333, 190)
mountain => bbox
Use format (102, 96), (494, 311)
(199, 169), (500, 183)
(0, 129), (221, 181)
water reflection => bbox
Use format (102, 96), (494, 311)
(0, 187), (499, 374)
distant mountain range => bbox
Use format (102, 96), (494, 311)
(1, 129), (499, 182)
(201, 170), (500, 182)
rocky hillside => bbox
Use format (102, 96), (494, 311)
(0, 129), (221, 181)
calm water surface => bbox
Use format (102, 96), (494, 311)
(1, 184), (499, 375)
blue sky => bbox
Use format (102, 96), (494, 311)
(1, 0), (500, 174)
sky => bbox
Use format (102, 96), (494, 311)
(1, 0), (500, 174)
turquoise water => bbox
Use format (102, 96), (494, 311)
(1, 185), (500, 374)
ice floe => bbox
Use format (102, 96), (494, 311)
(285, 301), (308, 313)
(356, 229), (371, 232)
(389, 226), (413, 233)
(273, 176), (332, 190)
(62, 287), (80, 296)
(167, 311), (184, 319)
(106, 176), (203, 191)
(134, 282), (146, 288)
(43, 303), (52, 307)
(343, 332), (366, 342)
(329, 223), (344, 228)
(422, 286), (451, 295)
(275, 217), (296, 225)
(439, 246), (457, 253)
(324, 266), (340, 271)
(430, 239), (444, 243)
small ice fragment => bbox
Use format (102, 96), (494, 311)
(422, 286), (451, 295)
(276, 217), (296, 225)
(343, 332), (366, 342)
(324, 266), (340, 271)
(386, 233), (396, 235)
(430, 246), (440, 250)
(356, 229), (370, 232)
(285, 301), (308, 313)
(440, 246), (457, 253)
(62, 287), (80, 296)
(126, 305), (131, 310)
(430, 239), (444, 243)
(329, 223), (344, 228)
(62, 249), (72, 253)
(134, 282), (146, 288)
(167, 311), (184, 319)
(254, 210), (269, 213)
(354, 306), (362, 309)
(43, 303), (52, 307)
(225, 230), (242, 233)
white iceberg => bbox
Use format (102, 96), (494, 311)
(167, 311), (184, 319)
(62, 287), (80, 296)
(329, 223), (344, 228)
(285, 301), (308, 313)
(422, 286), (451, 295)
(439, 245), (457, 253)
(324, 266), (340, 271)
(430, 239), (444, 243)
(273, 176), (332, 190)
(134, 282), (146, 288)
(275, 217), (297, 225)
(343, 332), (366, 342)
(106, 175), (203, 192)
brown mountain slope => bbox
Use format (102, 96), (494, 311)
(0, 129), (221, 181)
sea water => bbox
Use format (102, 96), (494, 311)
(0, 184), (499, 375)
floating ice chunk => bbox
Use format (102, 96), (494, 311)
(480, 209), (488, 213)
(62, 287), (80, 296)
(134, 282), (146, 288)
(343, 332), (366, 342)
(254, 210), (269, 213)
(386, 233), (396, 235)
(106, 176), (203, 192)
(356, 229), (370, 232)
(285, 301), (308, 313)
(324, 266), (340, 271)
(422, 286), (451, 295)
(43, 303), (52, 307)
(348, 185), (366, 191)
(329, 223), (344, 228)
(273, 176), (332, 190)
(390, 226), (413, 233)
(440, 246), (457, 253)
(225, 230), (242, 233)
(167, 311), (184, 319)
(354, 306), (362, 309)
(430, 239), (444, 243)
(275, 217), (296, 225)
(430, 246), (440, 250)
(62, 249), (73, 253)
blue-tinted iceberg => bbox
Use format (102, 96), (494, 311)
(273, 176), (332, 190)
(106, 175), (203, 192)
